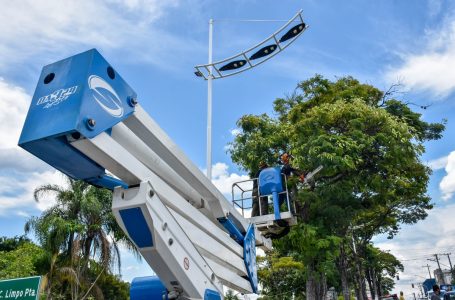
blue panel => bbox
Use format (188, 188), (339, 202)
(18, 49), (137, 187)
(21, 136), (104, 180)
(259, 167), (283, 195)
(130, 276), (168, 300)
(218, 217), (244, 245)
(243, 225), (258, 294)
(119, 207), (153, 248)
(272, 192), (281, 220)
(19, 48), (136, 143)
(422, 278), (436, 295)
(204, 289), (221, 300)
(86, 174), (128, 190)
(218, 220), (258, 293)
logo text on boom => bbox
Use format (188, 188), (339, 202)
(36, 86), (78, 109)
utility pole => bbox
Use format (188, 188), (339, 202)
(428, 254), (445, 284)
(441, 253), (453, 272)
(441, 253), (453, 283)
(206, 18), (213, 179)
(422, 264), (432, 279)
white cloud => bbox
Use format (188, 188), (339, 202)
(16, 211), (30, 218)
(0, 78), (66, 215)
(210, 162), (250, 196)
(427, 155), (449, 171)
(106, 0), (178, 20)
(119, 250), (155, 282)
(0, 170), (66, 215)
(386, 17), (455, 96)
(0, 78), (50, 173)
(0, 78), (52, 175)
(0, 78), (29, 149)
(374, 203), (455, 296)
(440, 151), (455, 201)
(0, 0), (202, 73)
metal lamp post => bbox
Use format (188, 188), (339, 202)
(195, 9), (308, 179)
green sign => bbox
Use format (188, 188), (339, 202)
(0, 276), (41, 300)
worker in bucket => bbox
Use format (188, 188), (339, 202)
(251, 161), (269, 217)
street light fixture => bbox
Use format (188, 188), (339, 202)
(195, 9), (308, 179)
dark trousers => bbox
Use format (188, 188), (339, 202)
(252, 195), (268, 217)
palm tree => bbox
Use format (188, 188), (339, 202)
(25, 176), (138, 299)
(225, 289), (240, 300)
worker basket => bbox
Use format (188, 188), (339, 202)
(231, 169), (297, 235)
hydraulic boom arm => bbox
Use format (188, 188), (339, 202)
(18, 49), (271, 300)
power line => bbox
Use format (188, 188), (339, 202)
(383, 247), (455, 262)
(383, 245), (455, 253)
(213, 19), (297, 22)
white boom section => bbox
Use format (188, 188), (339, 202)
(68, 105), (272, 297)
(71, 133), (253, 297)
(113, 181), (223, 298)
(120, 106), (271, 250)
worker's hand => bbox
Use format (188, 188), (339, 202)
(299, 174), (305, 182)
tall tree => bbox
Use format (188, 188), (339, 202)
(364, 245), (403, 299)
(229, 75), (444, 299)
(25, 176), (137, 299)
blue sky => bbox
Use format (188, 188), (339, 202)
(1, 0), (455, 298)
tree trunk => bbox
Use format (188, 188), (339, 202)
(361, 270), (368, 300)
(354, 260), (365, 300)
(339, 244), (351, 300)
(295, 197), (310, 222)
(371, 268), (379, 299)
(353, 241), (368, 300)
(317, 273), (327, 300)
(306, 266), (327, 300)
(306, 272), (316, 300)
(376, 276), (382, 298)
(366, 268), (375, 299)
(46, 253), (58, 300)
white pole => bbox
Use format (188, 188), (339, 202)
(207, 19), (213, 179)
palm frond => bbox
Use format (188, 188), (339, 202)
(57, 267), (80, 285)
(34, 184), (65, 202)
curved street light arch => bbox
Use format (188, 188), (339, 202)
(195, 10), (307, 80)
(194, 9), (308, 179)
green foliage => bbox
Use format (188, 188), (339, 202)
(337, 295), (355, 300)
(366, 245), (403, 278)
(230, 113), (283, 176)
(229, 75), (444, 298)
(380, 276), (396, 295)
(0, 235), (31, 251)
(0, 241), (46, 279)
(87, 262), (130, 300)
(230, 74), (443, 237)
(225, 289), (240, 300)
(257, 252), (305, 299)
(365, 245), (404, 295)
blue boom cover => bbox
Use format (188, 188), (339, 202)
(18, 49), (136, 189)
